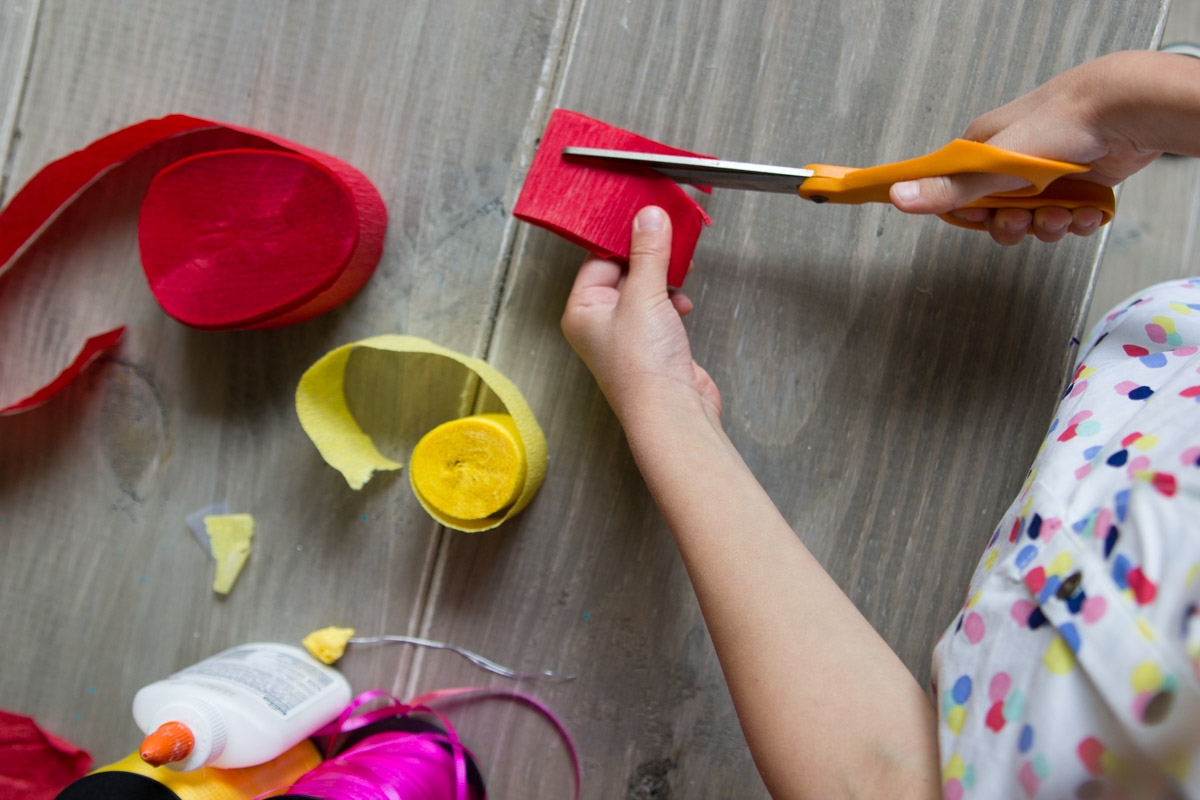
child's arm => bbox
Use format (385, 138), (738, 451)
(562, 206), (941, 800)
(890, 49), (1200, 244)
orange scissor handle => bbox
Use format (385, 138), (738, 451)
(798, 139), (1115, 231)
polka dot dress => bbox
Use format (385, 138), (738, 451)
(932, 278), (1200, 799)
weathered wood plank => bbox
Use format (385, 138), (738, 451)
(0, 0), (566, 770)
(1088, 0), (1200, 331)
(0, 0), (39, 198)
(416, 2), (1169, 797)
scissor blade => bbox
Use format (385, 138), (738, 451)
(562, 147), (813, 194)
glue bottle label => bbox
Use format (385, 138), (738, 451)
(170, 645), (336, 716)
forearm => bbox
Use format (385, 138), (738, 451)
(619, 394), (940, 800)
(1097, 50), (1200, 157)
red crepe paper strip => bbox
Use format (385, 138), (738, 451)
(513, 109), (712, 288)
(0, 328), (125, 416)
(0, 114), (386, 414)
(0, 709), (91, 800)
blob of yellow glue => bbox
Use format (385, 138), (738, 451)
(295, 335), (547, 532)
(410, 413), (526, 523)
(303, 626), (356, 665)
(204, 514), (254, 595)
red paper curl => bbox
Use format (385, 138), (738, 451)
(0, 115), (386, 414)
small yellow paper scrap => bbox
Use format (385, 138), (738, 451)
(303, 626), (356, 664)
(204, 514), (254, 595)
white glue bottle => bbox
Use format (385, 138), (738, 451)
(132, 642), (352, 771)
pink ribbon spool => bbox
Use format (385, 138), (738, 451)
(269, 689), (580, 800)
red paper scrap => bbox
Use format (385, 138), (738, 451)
(0, 328), (125, 416)
(0, 709), (91, 800)
(513, 109), (712, 288)
(0, 115), (387, 414)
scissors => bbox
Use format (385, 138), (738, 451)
(562, 140), (1115, 232)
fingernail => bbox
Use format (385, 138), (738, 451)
(635, 206), (666, 232)
(892, 181), (920, 205)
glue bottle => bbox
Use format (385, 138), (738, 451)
(132, 642), (351, 771)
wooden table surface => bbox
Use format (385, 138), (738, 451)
(0, 2), (1170, 797)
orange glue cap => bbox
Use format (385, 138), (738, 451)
(139, 721), (195, 767)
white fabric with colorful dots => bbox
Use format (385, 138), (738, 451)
(933, 278), (1200, 799)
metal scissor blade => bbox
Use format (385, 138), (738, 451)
(562, 147), (813, 194)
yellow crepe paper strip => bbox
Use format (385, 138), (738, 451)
(294, 342), (401, 489)
(204, 514), (254, 595)
(295, 335), (547, 532)
(410, 413), (526, 522)
(303, 626), (356, 665)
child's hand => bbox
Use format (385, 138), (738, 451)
(561, 206), (722, 429)
(890, 51), (1199, 245)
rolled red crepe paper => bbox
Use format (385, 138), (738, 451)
(0, 114), (386, 414)
(513, 109), (712, 288)
(0, 709), (91, 800)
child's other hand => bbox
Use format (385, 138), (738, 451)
(561, 206), (722, 429)
(889, 51), (1192, 245)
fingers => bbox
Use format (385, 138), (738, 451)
(1068, 207), (1104, 238)
(571, 254), (625, 296)
(986, 208), (1034, 246)
(562, 206), (685, 344)
(1031, 207), (1072, 242)
(668, 288), (694, 317)
(890, 173), (1030, 215)
(623, 206), (673, 301)
(949, 206), (1106, 246)
(889, 170), (1094, 246)
(899, 179), (1107, 245)
(562, 254), (622, 348)
(630, 210), (695, 318)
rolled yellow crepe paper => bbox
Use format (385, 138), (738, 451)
(410, 413), (526, 524)
(295, 335), (547, 532)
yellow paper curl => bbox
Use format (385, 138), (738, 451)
(295, 335), (547, 532)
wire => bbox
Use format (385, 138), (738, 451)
(347, 635), (575, 682)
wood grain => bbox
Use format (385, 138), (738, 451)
(0, 0), (39, 196)
(0, 0), (1170, 798)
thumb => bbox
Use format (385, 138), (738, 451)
(890, 172), (1030, 215)
(623, 206), (673, 299)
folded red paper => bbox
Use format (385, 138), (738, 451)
(513, 109), (711, 288)
(0, 709), (91, 800)
(0, 115), (387, 414)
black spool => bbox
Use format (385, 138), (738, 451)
(55, 771), (182, 800)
